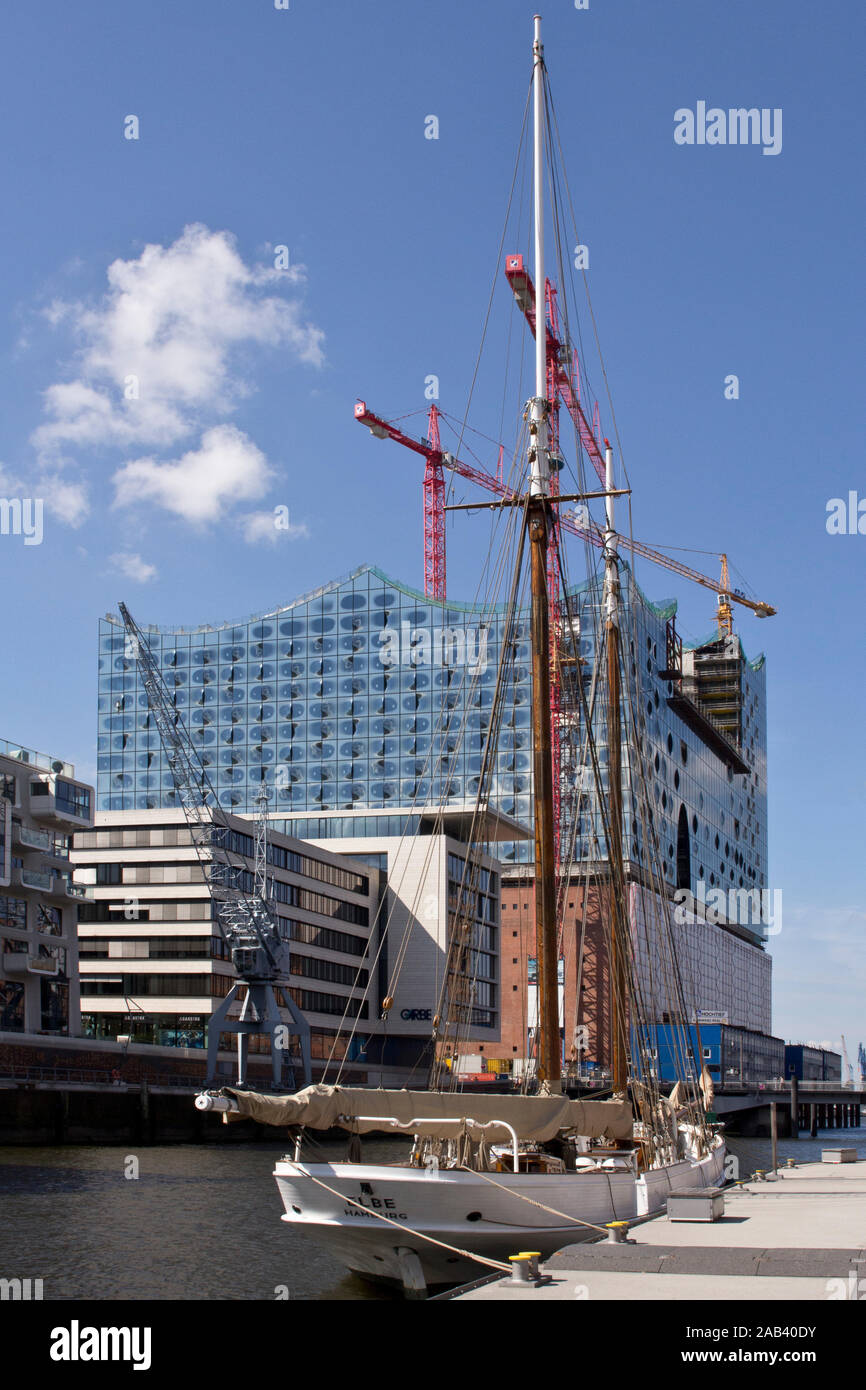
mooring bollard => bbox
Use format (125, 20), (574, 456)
(606, 1221), (630, 1243)
(509, 1251), (542, 1283)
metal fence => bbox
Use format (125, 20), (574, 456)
(0, 1064), (203, 1089)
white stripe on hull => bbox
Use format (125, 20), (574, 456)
(274, 1137), (725, 1289)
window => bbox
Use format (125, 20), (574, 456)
(108, 939), (150, 959)
(95, 863), (123, 886)
(37, 903), (63, 935)
(282, 919), (368, 957)
(78, 899), (153, 923)
(290, 953), (368, 988)
(287, 986), (368, 1019)
(41, 978), (69, 1032)
(80, 973), (233, 997)
(0, 896), (27, 930)
(55, 780), (92, 820)
(0, 980), (25, 1030)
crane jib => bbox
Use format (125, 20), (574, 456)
(117, 603), (312, 1087)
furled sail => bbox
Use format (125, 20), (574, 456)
(221, 1084), (633, 1142)
(700, 1067), (715, 1110)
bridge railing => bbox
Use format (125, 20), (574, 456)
(0, 1064), (204, 1089)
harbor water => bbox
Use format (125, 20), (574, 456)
(1, 1128), (864, 1301)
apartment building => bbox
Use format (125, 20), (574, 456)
(0, 738), (93, 1037)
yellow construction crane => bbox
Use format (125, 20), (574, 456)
(575, 523), (777, 641)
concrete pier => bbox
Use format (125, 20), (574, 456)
(442, 1159), (866, 1301)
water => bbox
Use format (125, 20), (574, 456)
(1, 1127), (863, 1300)
(0, 1138), (406, 1301)
(726, 1125), (866, 1180)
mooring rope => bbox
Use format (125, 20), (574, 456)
(457, 1165), (612, 1234)
(300, 1171), (512, 1273)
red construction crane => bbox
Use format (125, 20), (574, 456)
(423, 405), (446, 600)
(500, 253), (775, 624)
(504, 253), (607, 487)
(354, 408), (776, 630)
(353, 398), (517, 599)
(355, 261), (776, 873)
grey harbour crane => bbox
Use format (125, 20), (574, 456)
(118, 603), (311, 1090)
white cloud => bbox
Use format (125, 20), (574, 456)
(109, 551), (158, 583)
(32, 223), (324, 463)
(240, 507), (310, 544)
(112, 424), (273, 525)
(0, 463), (24, 494)
(39, 474), (90, 527)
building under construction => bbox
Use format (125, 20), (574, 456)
(94, 558), (768, 1076)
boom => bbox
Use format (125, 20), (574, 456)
(118, 603), (311, 1089)
(355, 405), (777, 625)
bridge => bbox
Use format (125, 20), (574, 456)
(713, 1078), (864, 1137)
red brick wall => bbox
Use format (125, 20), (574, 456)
(469, 875), (613, 1070)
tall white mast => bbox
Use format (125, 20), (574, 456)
(530, 14), (549, 498)
(603, 440), (619, 624)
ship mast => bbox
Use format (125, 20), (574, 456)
(603, 441), (629, 1096)
(528, 14), (561, 1093)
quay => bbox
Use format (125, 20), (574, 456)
(439, 1157), (866, 1301)
(0, 1033), (285, 1144)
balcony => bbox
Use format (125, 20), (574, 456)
(0, 739), (74, 777)
(12, 822), (54, 852)
(20, 868), (53, 892)
(10, 865), (83, 901)
(60, 879), (88, 899)
(1, 951), (58, 977)
(29, 791), (91, 829)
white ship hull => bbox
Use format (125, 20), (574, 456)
(274, 1135), (725, 1291)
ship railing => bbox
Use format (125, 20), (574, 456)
(349, 1114), (521, 1173)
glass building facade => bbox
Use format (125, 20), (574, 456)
(97, 563), (767, 895)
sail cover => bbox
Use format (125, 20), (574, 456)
(221, 1084), (633, 1142)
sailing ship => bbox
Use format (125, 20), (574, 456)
(193, 14), (728, 1295)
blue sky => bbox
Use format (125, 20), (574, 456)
(0, 0), (863, 1056)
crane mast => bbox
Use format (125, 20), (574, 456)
(118, 603), (311, 1090)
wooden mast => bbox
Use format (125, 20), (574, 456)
(602, 441), (629, 1095)
(528, 15), (561, 1093)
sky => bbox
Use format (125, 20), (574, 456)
(0, 0), (863, 1059)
